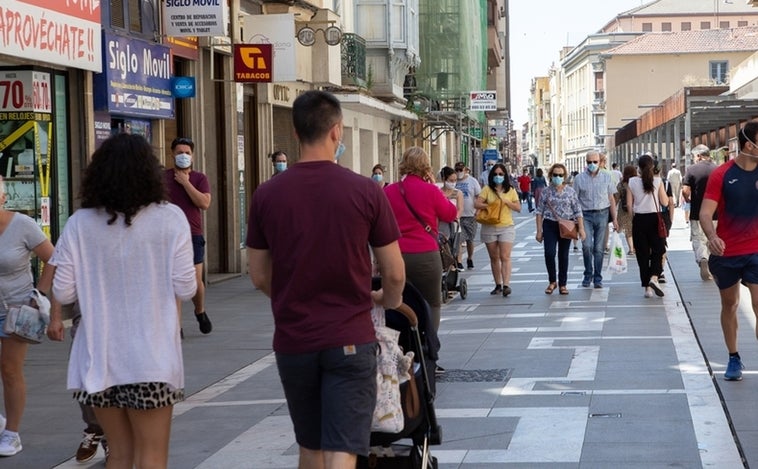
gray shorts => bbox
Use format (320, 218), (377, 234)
(460, 217), (477, 242)
(276, 342), (378, 454)
(481, 224), (516, 244)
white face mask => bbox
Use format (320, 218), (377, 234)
(456, 171), (465, 179)
(175, 153), (192, 169)
(444, 181), (456, 190)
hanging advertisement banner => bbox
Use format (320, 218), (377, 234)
(470, 91), (497, 111)
(233, 44), (273, 83)
(163, 0), (228, 37)
(0, 1), (102, 72)
(93, 32), (174, 119)
(242, 14), (296, 82)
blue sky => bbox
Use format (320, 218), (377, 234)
(509, 0), (646, 125)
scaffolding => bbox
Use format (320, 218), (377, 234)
(411, 0), (488, 162)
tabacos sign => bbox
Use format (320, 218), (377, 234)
(233, 44), (272, 83)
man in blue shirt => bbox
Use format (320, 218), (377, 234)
(572, 150), (618, 288)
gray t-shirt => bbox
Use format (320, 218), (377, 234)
(0, 213), (46, 313)
(455, 176), (481, 217)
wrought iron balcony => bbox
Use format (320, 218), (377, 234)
(341, 33), (366, 86)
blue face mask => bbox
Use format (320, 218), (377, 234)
(493, 175), (505, 184)
(334, 142), (345, 162)
(274, 162), (287, 172)
(587, 163), (598, 173)
(551, 176), (564, 186)
(372, 173), (383, 182)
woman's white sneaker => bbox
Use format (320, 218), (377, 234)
(0, 430), (22, 456)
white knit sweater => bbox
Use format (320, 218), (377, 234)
(51, 202), (197, 393)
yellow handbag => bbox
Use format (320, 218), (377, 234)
(475, 190), (502, 225)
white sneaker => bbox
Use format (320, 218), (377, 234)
(0, 431), (22, 456)
(0, 415), (6, 434)
(644, 288), (654, 298)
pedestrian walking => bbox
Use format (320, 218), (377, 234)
(438, 166), (463, 241)
(682, 144), (717, 280)
(531, 168), (547, 209)
(699, 121), (758, 381)
(371, 163), (389, 187)
(385, 148), (457, 332)
(47, 302), (108, 463)
(453, 161), (482, 270)
(50, 133), (197, 468)
(614, 165), (637, 255)
(573, 150), (619, 288)
(0, 175), (55, 457)
(517, 168), (534, 212)
(474, 163), (521, 296)
(667, 163), (682, 207)
(164, 137), (213, 335)
(627, 153), (669, 298)
(246, 90), (406, 468)
(535, 164), (585, 295)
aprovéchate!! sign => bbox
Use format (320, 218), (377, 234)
(0, 0), (102, 73)
(470, 91), (497, 111)
(233, 44), (273, 83)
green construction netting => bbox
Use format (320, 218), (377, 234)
(416, 0), (487, 121)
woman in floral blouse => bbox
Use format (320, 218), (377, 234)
(535, 163), (586, 295)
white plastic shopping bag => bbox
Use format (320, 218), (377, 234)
(606, 231), (628, 274)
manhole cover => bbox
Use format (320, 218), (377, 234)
(436, 368), (512, 383)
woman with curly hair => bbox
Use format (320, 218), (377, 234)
(385, 147), (457, 334)
(48, 133), (197, 468)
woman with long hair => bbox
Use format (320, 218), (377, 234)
(474, 163), (521, 296)
(535, 164), (585, 295)
(627, 153), (670, 298)
(615, 165), (638, 255)
(49, 133), (197, 468)
(384, 148), (457, 333)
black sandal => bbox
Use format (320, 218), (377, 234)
(490, 284), (502, 295)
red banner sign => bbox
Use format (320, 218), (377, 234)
(233, 44), (272, 83)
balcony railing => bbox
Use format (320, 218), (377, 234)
(341, 33), (366, 86)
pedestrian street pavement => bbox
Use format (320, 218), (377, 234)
(11, 206), (758, 468)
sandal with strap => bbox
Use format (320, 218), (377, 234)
(544, 283), (557, 294)
(559, 285), (569, 295)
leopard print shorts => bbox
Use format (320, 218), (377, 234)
(74, 382), (184, 409)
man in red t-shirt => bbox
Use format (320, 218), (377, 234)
(700, 121), (758, 381)
(246, 90), (405, 468)
(517, 168), (534, 212)
(164, 137), (212, 335)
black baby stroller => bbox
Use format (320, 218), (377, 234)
(359, 280), (443, 469)
(441, 220), (467, 303)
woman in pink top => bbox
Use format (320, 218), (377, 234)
(385, 147), (457, 333)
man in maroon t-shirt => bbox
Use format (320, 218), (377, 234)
(164, 137), (212, 335)
(246, 90), (405, 468)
